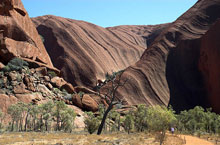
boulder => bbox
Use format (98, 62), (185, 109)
(46, 83), (53, 90)
(51, 76), (66, 88)
(74, 86), (98, 95)
(8, 71), (17, 81)
(88, 94), (102, 105)
(61, 83), (75, 94)
(37, 84), (54, 98)
(15, 92), (45, 104)
(23, 75), (36, 92)
(35, 67), (47, 76)
(13, 82), (30, 94)
(82, 94), (98, 112)
(72, 94), (83, 109)
(43, 76), (50, 82)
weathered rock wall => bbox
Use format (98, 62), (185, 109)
(0, 0), (52, 66)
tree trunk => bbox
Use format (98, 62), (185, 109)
(45, 120), (48, 131)
(19, 118), (23, 131)
(11, 120), (14, 131)
(40, 115), (43, 131)
(57, 116), (60, 131)
(97, 104), (113, 135)
(33, 118), (36, 131)
(118, 114), (120, 131)
(24, 111), (29, 131)
(160, 130), (166, 145)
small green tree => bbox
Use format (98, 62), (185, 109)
(96, 70), (127, 135)
(17, 102), (28, 131)
(146, 105), (177, 145)
(53, 101), (68, 131)
(40, 101), (54, 131)
(177, 106), (206, 134)
(24, 103), (35, 131)
(60, 108), (76, 132)
(29, 105), (40, 131)
(8, 103), (23, 131)
(109, 109), (121, 132)
(84, 112), (99, 134)
(134, 104), (148, 132)
(123, 111), (134, 134)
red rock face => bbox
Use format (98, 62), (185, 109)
(0, 0), (53, 66)
(199, 20), (220, 113)
(32, 16), (168, 89)
(111, 0), (220, 112)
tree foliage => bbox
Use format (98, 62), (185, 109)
(6, 101), (76, 132)
(146, 105), (177, 133)
(177, 106), (220, 135)
(84, 112), (100, 134)
(123, 111), (134, 134)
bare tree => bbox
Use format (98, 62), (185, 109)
(97, 70), (127, 135)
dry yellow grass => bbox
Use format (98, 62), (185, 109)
(0, 132), (183, 145)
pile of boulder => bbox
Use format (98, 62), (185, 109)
(0, 60), (103, 114)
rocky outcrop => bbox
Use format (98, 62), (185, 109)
(32, 16), (168, 89)
(0, 59), (71, 114)
(110, 0), (220, 113)
(0, 57), (103, 114)
(0, 0), (52, 66)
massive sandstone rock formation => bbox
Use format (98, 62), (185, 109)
(32, 16), (169, 89)
(0, 0), (52, 66)
(113, 0), (220, 113)
(32, 0), (220, 113)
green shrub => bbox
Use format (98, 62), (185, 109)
(84, 112), (99, 134)
(1, 57), (29, 72)
(146, 105), (177, 145)
(133, 104), (148, 132)
(177, 106), (220, 134)
(1, 65), (10, 72)
(53, 88), (61, 94)
(123, 111), (134, 134)
(48, 71), (57, 78)
(146, 105), (177, 132)
(104, 70), (124, 83)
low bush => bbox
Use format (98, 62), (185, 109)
(1, 57), (29, 72)
(48, 70), (57, 78)
(84, 112), (100, 134)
